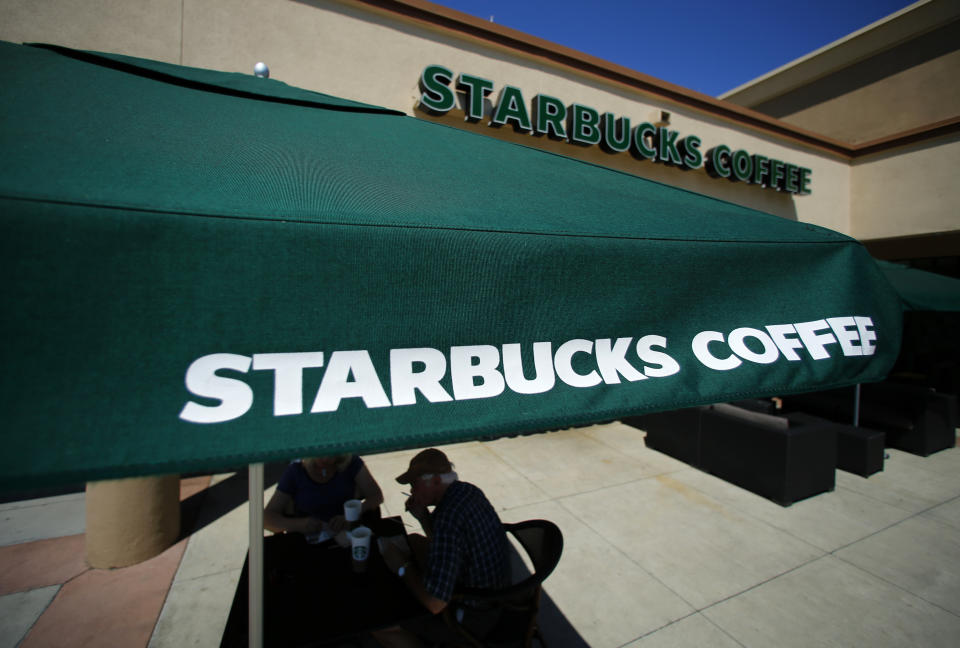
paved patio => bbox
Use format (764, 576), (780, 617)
(3, 421), (960, 647)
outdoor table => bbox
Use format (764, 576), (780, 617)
(220, 517), (426, 647)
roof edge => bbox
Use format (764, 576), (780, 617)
(719, 0), (960, 106)
(346, 0), (857, 157)
(852, 115), (960, 157)
(346, 1), (956, 160)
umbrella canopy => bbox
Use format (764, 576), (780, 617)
(874, 259), (960, 312)
(0, 42), (902, 489)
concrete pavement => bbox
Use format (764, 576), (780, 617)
(3, 421), (960, 647)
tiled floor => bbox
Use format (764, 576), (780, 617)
(3, 423), (960, 648)
(0, 477), (209, 648)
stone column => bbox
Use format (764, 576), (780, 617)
(85, 474), (180, 568)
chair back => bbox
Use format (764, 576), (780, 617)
(505, 519), (563, 586)
(448, 519), (563, 647)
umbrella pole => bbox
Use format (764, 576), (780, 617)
(853, 384), (861, 427)
(248, 463), (264, 648)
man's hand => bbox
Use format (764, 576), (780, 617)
(383, 538), (446, 615)
(405, 495), (429, 522)
(381, 542), (408, 575)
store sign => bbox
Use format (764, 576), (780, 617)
(419, 65), (812, 195)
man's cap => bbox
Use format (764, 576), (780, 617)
(396, 448), (452, 484)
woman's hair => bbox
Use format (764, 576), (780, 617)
(301, 454), (353, 470)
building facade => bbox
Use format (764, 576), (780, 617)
(3, 0), (957, 565)
(722, 0), (960, 275)
(3, 0), (956, 270)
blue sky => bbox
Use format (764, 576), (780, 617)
(428, 0), (915, 96)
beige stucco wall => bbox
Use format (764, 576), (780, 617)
(179, 0), (852, 231)
(0, 0), (853, 233)
(752, 19), (960, 144)
(851, 133), (960, 240)
(0, 0), (182, 64)
(414, 102), (850, 231)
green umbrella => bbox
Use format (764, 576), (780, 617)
(874, 259), (960, 312)
(0, 42), (902, 490)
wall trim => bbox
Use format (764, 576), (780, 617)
(348, 0), (958, 161)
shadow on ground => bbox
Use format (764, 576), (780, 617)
(203, 464), (588, 647)
(178, 462), (288, 542)
(0, 483), (85, 504)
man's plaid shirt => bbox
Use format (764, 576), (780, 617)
(424, 480), (510, 603)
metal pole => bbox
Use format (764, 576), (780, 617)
(248, 463), (264, 648)
(853, 384), (861, 427)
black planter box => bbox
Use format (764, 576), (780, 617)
(699, 408), (836, 506)
(781, 382), (956, 457)
(625, 404), (837, 506)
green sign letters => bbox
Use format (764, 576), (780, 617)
(419, 65), (812, 194)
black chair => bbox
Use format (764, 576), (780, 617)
(443, 519), (563, 648)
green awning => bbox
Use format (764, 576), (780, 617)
(0, 42), (903, 489)
(874, 259), (960, 312)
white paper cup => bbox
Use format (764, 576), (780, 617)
(344, 499), (362, 522)
(349, 526), (372, 572)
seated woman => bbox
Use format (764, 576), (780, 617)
(264, 454), (383, 540)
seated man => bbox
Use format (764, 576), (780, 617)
(376, 448), (510, 647)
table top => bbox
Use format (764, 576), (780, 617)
(220, 516), (426, 647)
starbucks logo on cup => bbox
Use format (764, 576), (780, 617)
(349, 525), (371, 564)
